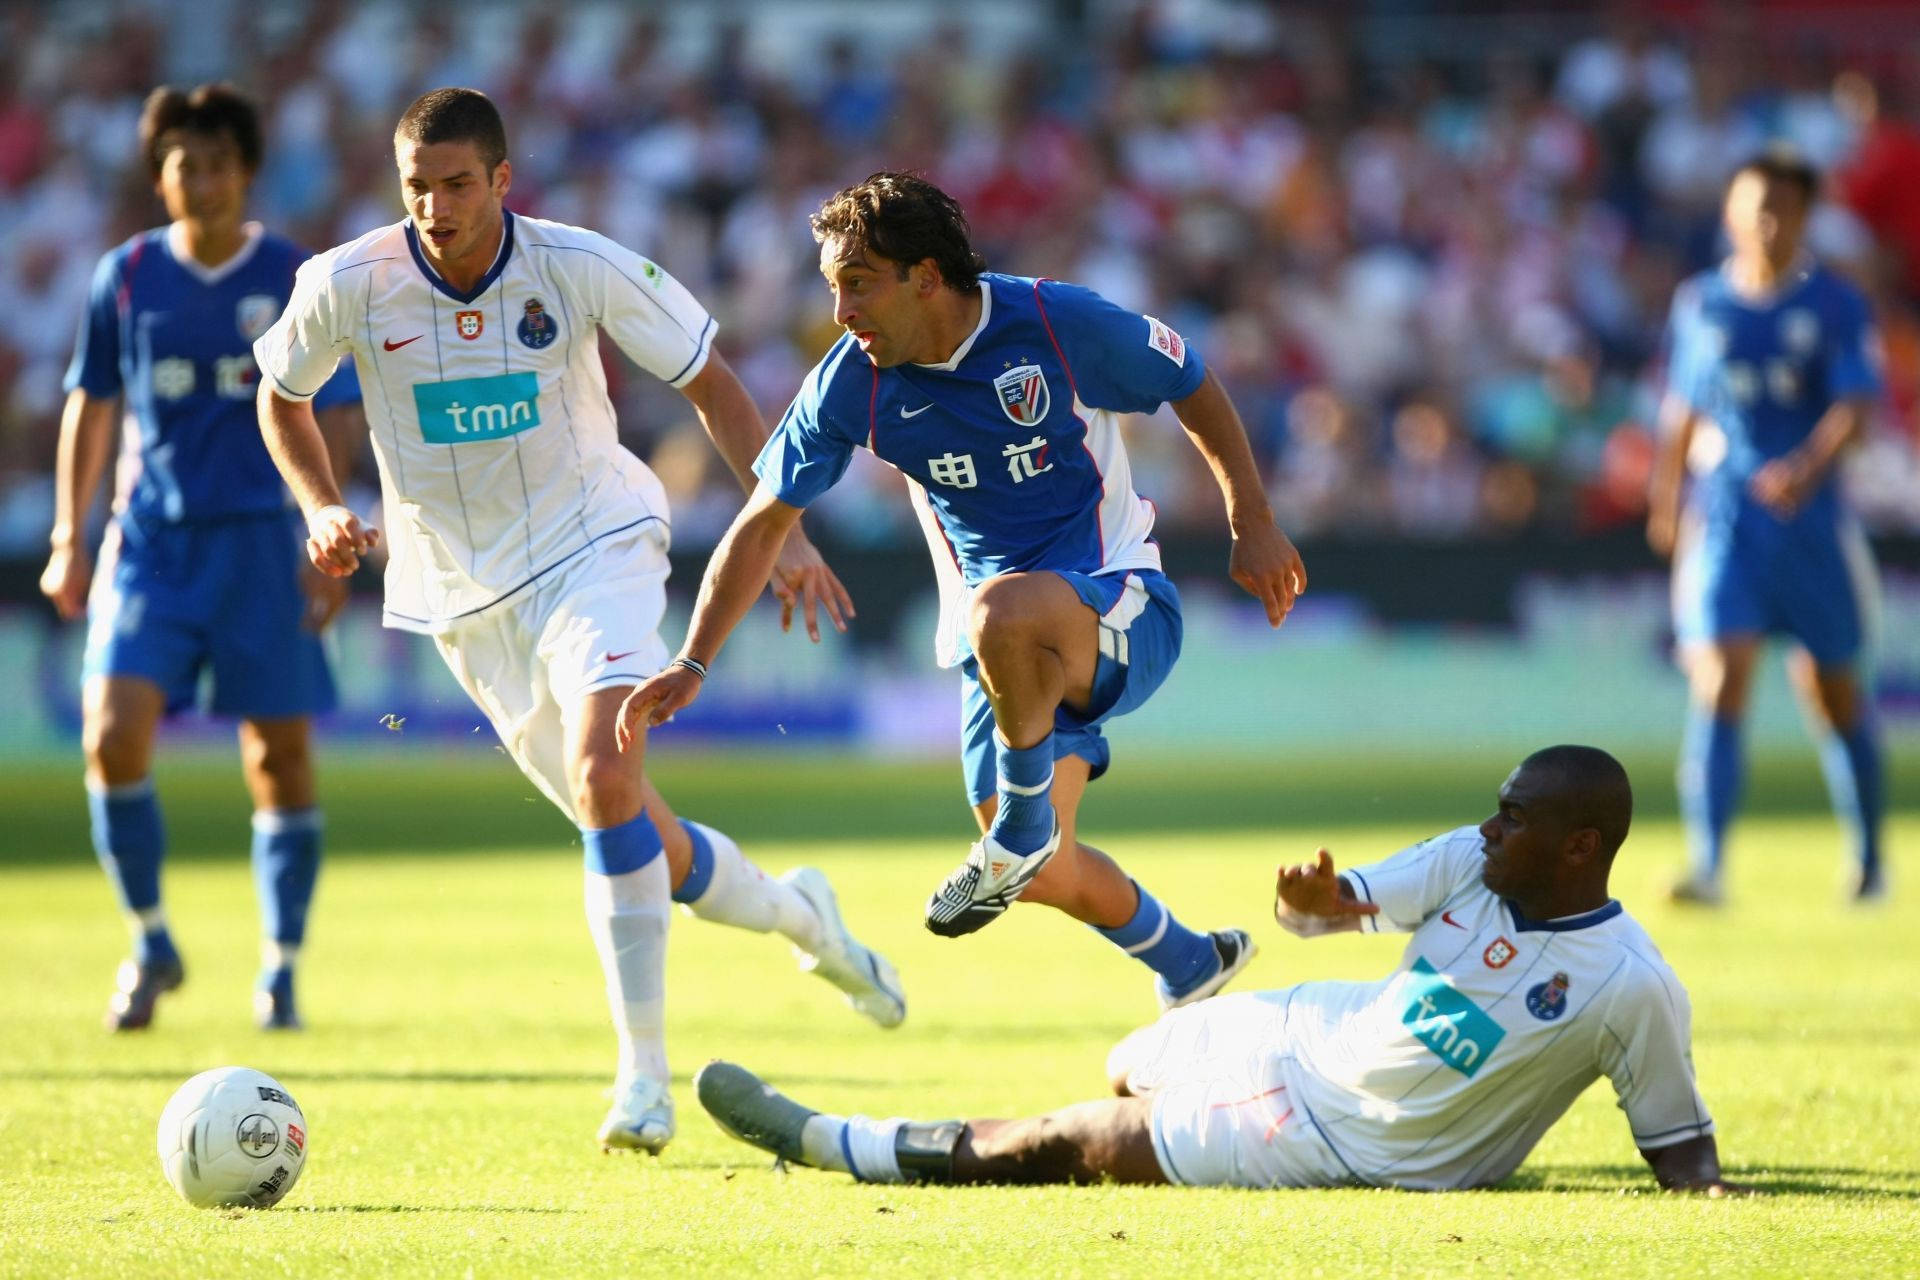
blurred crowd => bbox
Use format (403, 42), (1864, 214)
(3, 0), (1920, 557)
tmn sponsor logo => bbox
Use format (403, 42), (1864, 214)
(413, 372), (542, 444)
(1400, 957), (1506, 1077)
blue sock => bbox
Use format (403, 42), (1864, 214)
(252, 809), (324, 950)
(988, 732), (1055, 856)
(671, 819), (715, 904)
(88, 778), (175, 963)
(583, 809), (665, 876)
(1818, 718), (1884, 886)
(1095, 881), (1216, 995)
(1679, 707), (1742, 881)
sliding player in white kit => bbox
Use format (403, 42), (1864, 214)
(698, 748), (1747, 1195)
(253, 88), (903, 1156)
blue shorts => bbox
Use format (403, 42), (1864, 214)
(960, 569), (1182, 806)
(1674, 515), (1877, 667)
(83, 513), (336, 719)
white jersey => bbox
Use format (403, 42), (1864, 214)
(1273, 827), (1714, 1189)
(254, 211), (715, 633)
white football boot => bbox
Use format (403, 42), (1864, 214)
(923, 823), (1061, 937)
(780, 867), (906, 1028)
(598, 1075), (675, 1155)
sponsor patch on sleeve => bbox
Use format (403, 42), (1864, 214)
(1145, 315), (1186, 367)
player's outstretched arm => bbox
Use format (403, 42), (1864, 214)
(1273, 848), (1380, 937)
(1642, 1134), (1756, 1196)
(39, 389), (119, 621)
(616, 483), (804, 750)
(258, 383), (379, 578)
(1171, 369), (1306, 627)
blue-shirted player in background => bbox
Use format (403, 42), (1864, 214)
(1649, 149), (1888, 905)
(621, 172), (1308, 1011)
(39, 84), (361, 1029)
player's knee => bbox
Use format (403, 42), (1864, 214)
(1020, 1115), (1097, 1182)
(83, 713), (151, 783)
(572, 753), (641, 826)
(241, 729), (311, 788)
(968, 575), (1044, 655)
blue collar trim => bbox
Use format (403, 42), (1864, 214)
(406, 209), (514, 304)
(1505, 898), (1622, 933)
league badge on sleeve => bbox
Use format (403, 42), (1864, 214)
(236, 295), (281, 342)
(517, 298), (558, 349)
(456, 310), (484, 340)
(993, 364), (1050, 426)
(1145, 315), (1186, 367)
(1525, 972), (1571, 1021)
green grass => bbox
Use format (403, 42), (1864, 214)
(0, 756), (1916, 1278)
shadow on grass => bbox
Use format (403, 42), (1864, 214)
(0, 1066), (881, 1089)
(291, 1204), (575, 1215)
(1499, 1164), (1920, 1199)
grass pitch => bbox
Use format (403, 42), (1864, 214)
(1, 752), (1916, 1278)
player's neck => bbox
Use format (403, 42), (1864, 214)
(428, 217), (506, 294)
(1726, 249), (1798, 297)
(174, 218), (249, 269)
(1508, 882), (1610, 922)
(912, 286), (983, 365)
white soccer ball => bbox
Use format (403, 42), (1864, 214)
(156, 1066), (308, 1209)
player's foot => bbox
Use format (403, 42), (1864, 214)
(1667, 876), (1725, 908)
(253, 967), (303, 1031)
(599, 1075), (675, 1155)
(695, 1060), (816, 1166)
(104, 954), (185, 1032)
(924, 823), (1061, 938)
(1156, 928), (1258, 1012)
(1851, 867), (1888, 905)
(780, 867), (906, 1028)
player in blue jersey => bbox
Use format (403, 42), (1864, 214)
(620, 172), (1308, 1010)
(1649, 150), (1888, 905)
(39, 84), (360, 1030)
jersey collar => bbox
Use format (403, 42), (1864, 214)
(164, 221), (264, 285)
(913, 281), (992, 371)
(405, 209), (515, 304)
(1715, 252), (1817, 306)
(1504, 898), (1623, 933)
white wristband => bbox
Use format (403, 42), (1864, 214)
(311, 504), (353, 527)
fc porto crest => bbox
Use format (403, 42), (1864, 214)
(993, 364), (1050, 427)
(1525, 971), (1571, 1021)
(518, 297), (558, 349)
(455, 310), (484, 340)
(236, 294), (280, 342)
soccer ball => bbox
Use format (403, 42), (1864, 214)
(156, 1067), (308, 1208)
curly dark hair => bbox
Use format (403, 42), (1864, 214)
(138, 83), (261, 177)
(811, 171), (986, 291)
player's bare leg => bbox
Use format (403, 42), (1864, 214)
(1788, 649), (1886, 900)
(237, 716), (323, 1030)
(82, 676), (182, 1030)
(954, 1101), (1166, 1184)
(1673, 636), (1761, 906)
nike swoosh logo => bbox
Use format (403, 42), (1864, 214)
(383, 335), (423, 351)
(900, 403), (933, 418)
(1441, 911), (1467, 930)
(602, 649), (640, 663)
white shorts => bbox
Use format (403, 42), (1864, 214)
(433, 526), (671, 824)
(1118, 990), (1347, 1190)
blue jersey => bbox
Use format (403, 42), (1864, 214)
(1665, 261), (1881, 534)
(66, 224), (357, 526)
(756, 273), (1205, 665)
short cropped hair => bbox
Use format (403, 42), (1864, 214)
(1732, 145), (1820, 204)
(1521, 745), (1634, 858)
(811, 171), (987, 291)
(138, 83), (262, 177)
(394, 87), (508, 172)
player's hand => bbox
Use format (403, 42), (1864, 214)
(1274, 848), (1379, 923)
(39, 543), (92, 621)
(1748, 455), (1817, 518)
(1228, 518), (1308, 628)
(615, 666), (705, 751)
(298, 561), (351, 633)
(770, 526), (854, 643)
(306, 504), (380, 577)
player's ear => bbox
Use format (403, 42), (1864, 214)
(492, 158), (513, 200)
(1563, 827), (1602, 866)
(913, 257), (943, 296)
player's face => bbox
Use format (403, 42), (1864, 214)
(398, 140), (511, 275)
(155, 131), (250, 231)
(1477, 765), (1565, 901)
(820, 240), (932, 368)
(1724, 171), (1809, 269)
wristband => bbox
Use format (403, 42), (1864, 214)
(670, 656), (709, 680)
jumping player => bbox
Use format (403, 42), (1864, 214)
(621, 172), (1308, 1010)
(1649, 149), (1888, 905)
(254, 88), (902, 1155)
(41, 84), (361, 1032)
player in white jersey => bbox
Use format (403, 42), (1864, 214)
(696, 747), (1747, 1195)
(252, 88), (903, 1156)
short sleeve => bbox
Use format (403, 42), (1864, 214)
(1032, 280), (1206, 413)
(577, 236), (715, 388)
(753, 348), (864, 508)
(63, 251), (124, 399)
(310, 355), (361, 412)
(254, 256), (352, 402)
(1825, 282), (1884, 403)
(1340, 827), (1486, 934)
(1663, 281), (1709, 412)
(1597, 959), (1715, 1150)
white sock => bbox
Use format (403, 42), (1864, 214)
(679, 821), (823, 952)
(259, 941), (300, 971)
(129, 905), (167, 938)
(799, 1114), (904, 1182)
(583, 857), (671, 1083)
